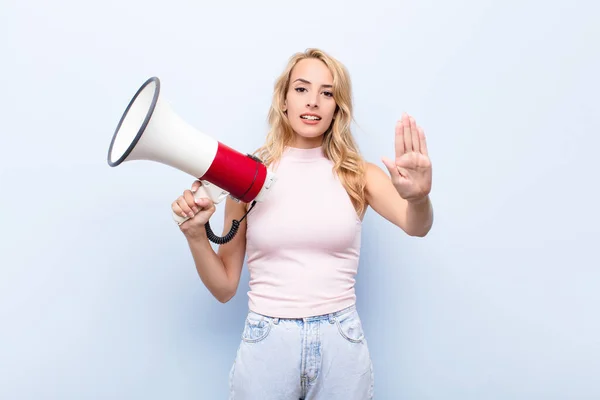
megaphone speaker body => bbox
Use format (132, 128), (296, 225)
(108, 76), (276, 204)
(107, 77), (277, 240)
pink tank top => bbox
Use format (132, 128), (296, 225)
(245, 145), (362, 318)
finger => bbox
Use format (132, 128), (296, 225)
(395, 120), (405, 157)
(381, 156), (400, 178)
(183, 190), (200, 213)
(410, 116), (420, 153)
(172, 202), (189, 220)
(418, 126), (428, 156)
(403, 113), (413, 153)
(177, 196), (195, 219)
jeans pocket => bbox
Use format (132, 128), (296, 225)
(241, 315), (272, 343)
(335, 310), (365, 343)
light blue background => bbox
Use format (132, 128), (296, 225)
(1, 0), (599, 398)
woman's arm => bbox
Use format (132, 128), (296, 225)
(180, 194), (248, 303)
(365, 162), (433, 237)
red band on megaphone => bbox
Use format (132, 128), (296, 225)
(201, 142), (267, 203)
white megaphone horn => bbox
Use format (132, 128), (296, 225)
(107, 76), (277, 244)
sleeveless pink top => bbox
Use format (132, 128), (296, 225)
(245, 146), (362, 318)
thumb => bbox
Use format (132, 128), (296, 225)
(381, 157), (399, 178)
(195, 197), (215, 209)
(191, 180), (202, 193)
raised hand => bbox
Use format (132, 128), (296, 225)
(381, 113), (432, 203)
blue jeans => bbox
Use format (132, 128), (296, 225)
(228, 304), (374, 399)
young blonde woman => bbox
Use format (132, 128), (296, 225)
(171, 48), (434, 399)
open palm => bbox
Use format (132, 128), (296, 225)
(382, 113), (432, 202)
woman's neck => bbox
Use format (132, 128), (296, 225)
(290, 135), (324, 149)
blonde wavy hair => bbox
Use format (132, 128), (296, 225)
(254, 48), (367, 216)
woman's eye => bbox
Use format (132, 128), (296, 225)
(323, 91), (333, 97)
(295, 87), (306, 93)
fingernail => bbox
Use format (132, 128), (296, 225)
(188, 212), (194, 218)
(193, 206), (199, 213)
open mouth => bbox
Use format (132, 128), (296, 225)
(300, 114), (321, 121)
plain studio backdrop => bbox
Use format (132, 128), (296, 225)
(1, 0), (599, 399)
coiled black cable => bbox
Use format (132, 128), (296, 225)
(204, 200), (257, 244)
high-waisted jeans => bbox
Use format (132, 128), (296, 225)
(228, 304), (374, 399)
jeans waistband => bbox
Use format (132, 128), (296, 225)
(248, 304), (357, 325)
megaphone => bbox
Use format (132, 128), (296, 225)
(107, 76), (277, 244)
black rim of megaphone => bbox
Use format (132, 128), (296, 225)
(107, 76), (161, 167)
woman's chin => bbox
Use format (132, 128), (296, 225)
(290, 125), (326, 138)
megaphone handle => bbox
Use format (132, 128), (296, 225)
(172, 182), (228, 225)
(173, 191), (257, 246)
(172, 181), (256, 245)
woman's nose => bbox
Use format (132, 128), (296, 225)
(306, 97), (319, 108)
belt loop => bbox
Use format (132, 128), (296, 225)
(273, 317), (280, 325)
(328, 313), (335, 324)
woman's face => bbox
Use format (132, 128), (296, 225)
(284, 58), (337, 148)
